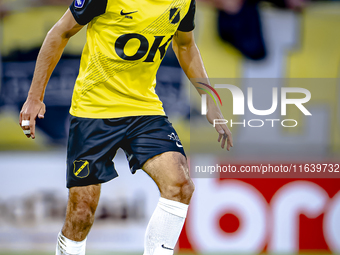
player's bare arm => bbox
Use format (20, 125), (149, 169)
(172, 30), (233, 150)
(19, 9), (84, 139)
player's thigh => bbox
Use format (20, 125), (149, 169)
(124, 115), (186, 173)
(142, 151), (194, 202)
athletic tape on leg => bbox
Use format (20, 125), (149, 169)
(143, 198), (189, 255)
(158, 197), (188, 218)
(56, 232), (86, 255)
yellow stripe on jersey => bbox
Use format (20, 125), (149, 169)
(70, 0), (193, 118)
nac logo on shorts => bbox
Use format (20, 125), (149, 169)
(73, 160), (90, 178)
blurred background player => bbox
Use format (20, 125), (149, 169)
(18, 0), (232, 254)
(199, 0), (307, 60)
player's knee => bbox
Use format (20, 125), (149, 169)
(180, 177), (195, 202)
(162, 171), (195, 204)
(73, 202), (96, 228)
(164, 177), (194, 204)
(67, 185), (99, 226)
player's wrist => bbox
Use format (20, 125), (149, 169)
(27, 90), (44, 102)
(206, 97), (220, 110)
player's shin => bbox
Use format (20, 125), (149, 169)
(56, 231), (87, 255)
(143, 197), (189, 255)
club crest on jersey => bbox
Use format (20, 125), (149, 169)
(169, 8), (180, 24)
(74, 0), (85, 9)
(73, 160), (90, 178)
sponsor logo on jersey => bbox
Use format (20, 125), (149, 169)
(120, 10), (138, 19)
(74, 0), (85, 9)
(115, 33), (173, 62)
(73, 160), (90, 178)
(120, 10), (138, 16)
(168, 132), (183, 148)
(169, 8), (180, 24)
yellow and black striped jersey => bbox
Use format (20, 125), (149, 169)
(69, 0), (195, 118)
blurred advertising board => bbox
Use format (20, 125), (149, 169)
(179, 177), (340, 253)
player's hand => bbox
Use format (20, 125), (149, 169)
(206, 104), (233, 151)
(19, 97), (46, 139)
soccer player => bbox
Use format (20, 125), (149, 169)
(19, 0), (233, 254)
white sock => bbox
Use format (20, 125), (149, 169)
(143, 197), (189, 255)
(56, 231), (87, 255)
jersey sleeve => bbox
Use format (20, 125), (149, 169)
(177, 0), (196, 32)
(69, 0), (107, 25)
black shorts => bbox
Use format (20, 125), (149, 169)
(66, 115), (186, 188)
